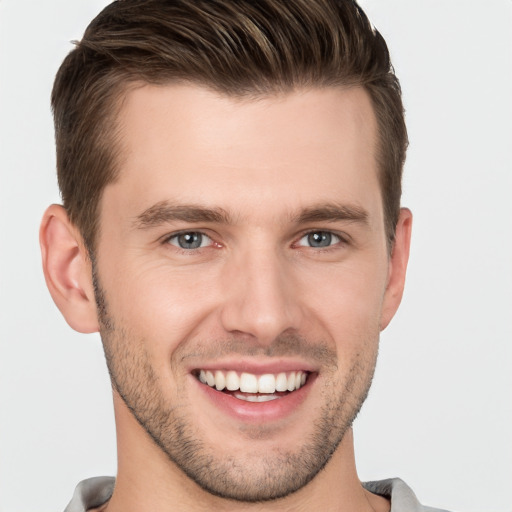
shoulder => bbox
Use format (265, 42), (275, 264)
(363, 478), (452, 512)
(64, 477), (115, 512)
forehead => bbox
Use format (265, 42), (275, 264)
(108, 84), (381, 224)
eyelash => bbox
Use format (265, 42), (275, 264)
(165, 231), (217, 251)
(295, 231), (346, 249)
(163, 229), (348, 252)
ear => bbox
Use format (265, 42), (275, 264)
(40, 204), (99, 333)
(380, 208), (413, 331)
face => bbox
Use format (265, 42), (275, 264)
(94, 85), (395, 501)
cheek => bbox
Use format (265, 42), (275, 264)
(102, 259), (222, 355)
(98, 236), (389, 362)
(298, 260), (388, 346)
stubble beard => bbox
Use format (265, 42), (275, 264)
(93, 272), (379, 503)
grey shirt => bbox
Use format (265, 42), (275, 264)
(64, 476), (450, 511)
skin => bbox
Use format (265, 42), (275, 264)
(40, 84), (412, 512)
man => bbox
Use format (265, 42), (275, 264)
(39, 1), (448, 510)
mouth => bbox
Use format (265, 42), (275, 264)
(194, 369), (309, 403)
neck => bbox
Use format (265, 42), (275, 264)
(103, 394), (389, 512)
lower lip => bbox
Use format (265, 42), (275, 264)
(195, 375), (315, 423)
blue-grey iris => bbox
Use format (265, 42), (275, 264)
(308, 232), (332, 247)
(177, 232), (203, 249)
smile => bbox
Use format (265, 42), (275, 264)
(196, 370), (309, 402)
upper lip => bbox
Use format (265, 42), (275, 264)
(186, 358), (318, 375)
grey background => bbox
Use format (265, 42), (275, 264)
(0, 1), (511, 510)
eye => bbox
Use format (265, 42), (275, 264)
(297, 231), (342, 248)
(167, 232), (213, 250)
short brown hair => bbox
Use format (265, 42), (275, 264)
(52, 0), (407, 252)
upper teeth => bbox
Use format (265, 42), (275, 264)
(198, 370), (308, 393)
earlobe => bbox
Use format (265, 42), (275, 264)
(40, 204), (99, 333)
(380, 208), (413, 331)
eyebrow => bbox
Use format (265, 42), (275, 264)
(292, 203), (369, 225)
(133, 201), (232, 228)
(133, 200), (368, 229)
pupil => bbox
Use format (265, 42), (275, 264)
(178, 232), (202, 249)
(308, 232), (331, 247)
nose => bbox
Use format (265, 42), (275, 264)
(219, 246), (302, 346)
